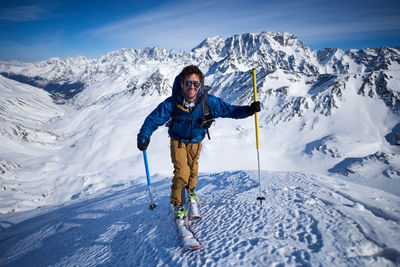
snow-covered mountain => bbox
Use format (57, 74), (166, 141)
(0, 31), (399, 210)
(0, 75), (64, 168)
(0, 32), (398, 195)
(0, 31), (400, 266)
(1, 32), (399, 102)
(0, 75), (65, 212)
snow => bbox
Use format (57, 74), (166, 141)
(1, 85), (399, 266)
(0, 31), (400, 266)
(1, 171), (399, 266)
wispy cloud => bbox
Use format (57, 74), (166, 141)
(84, 0), (400, 51)
(0, 3), (54, 22)
(86, 0), (223, 50)
(1, 0), (398, 61)
(85, 0), (266, 47)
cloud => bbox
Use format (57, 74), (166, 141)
(83, 0), (400, 51)
(85, 0), (271, 50)
(88, 1), (219, 37)
(2, 0), (398, 61)
(0, 3), (54, 22)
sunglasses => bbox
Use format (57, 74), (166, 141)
(183, 80), (201, 89)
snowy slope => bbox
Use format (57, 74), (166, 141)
(0, 171), (399, 266)
(0, 75), (65, 213)
(0, 31), (399, 265)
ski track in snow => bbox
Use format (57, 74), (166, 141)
(0, 171), (399, 266)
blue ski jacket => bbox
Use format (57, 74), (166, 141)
(138, 77), (251, 143)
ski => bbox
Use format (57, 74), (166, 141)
(184, 187), (201, 220)
(175, 217), (202, 250)
(171, 204), (202, 250)
(188, 198), (201, 219)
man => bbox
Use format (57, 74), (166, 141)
(137, 65), (260, 218)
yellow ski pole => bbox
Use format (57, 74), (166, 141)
(252, 68), (265, 205)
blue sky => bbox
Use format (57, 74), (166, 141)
(0, 0), (399, 62)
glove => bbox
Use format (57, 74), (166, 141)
(137, 136), (149, 151)
(246, 101), (261, 115)
(201, 114), (214, 129)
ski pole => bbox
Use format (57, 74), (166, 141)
(252, 68), (265, 205)
(143, 150), (157, 210)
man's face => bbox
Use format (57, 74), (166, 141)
(181, 74), (201, 103)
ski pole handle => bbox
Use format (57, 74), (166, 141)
(252, 68), (260, 150)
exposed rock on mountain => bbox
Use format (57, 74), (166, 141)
(0, 31), (399, 211)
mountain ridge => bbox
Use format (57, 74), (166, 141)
(1, 32), (399, 88)
(0, 31), (399, 213)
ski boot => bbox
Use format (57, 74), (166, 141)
(173, 203), (185, 219)
(187, 188), (201, 219)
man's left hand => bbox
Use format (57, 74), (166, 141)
(246, 101), (261, 115)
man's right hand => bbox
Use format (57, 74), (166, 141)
(137, 136), (149, 151)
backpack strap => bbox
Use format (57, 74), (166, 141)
(200, 85), (214, 139)
(168, 95), (180, 128)
(202, 86), (210, 116)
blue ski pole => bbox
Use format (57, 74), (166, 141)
(143, 150), (156, 210)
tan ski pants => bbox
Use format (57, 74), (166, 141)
(170, 138), (202, 205)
